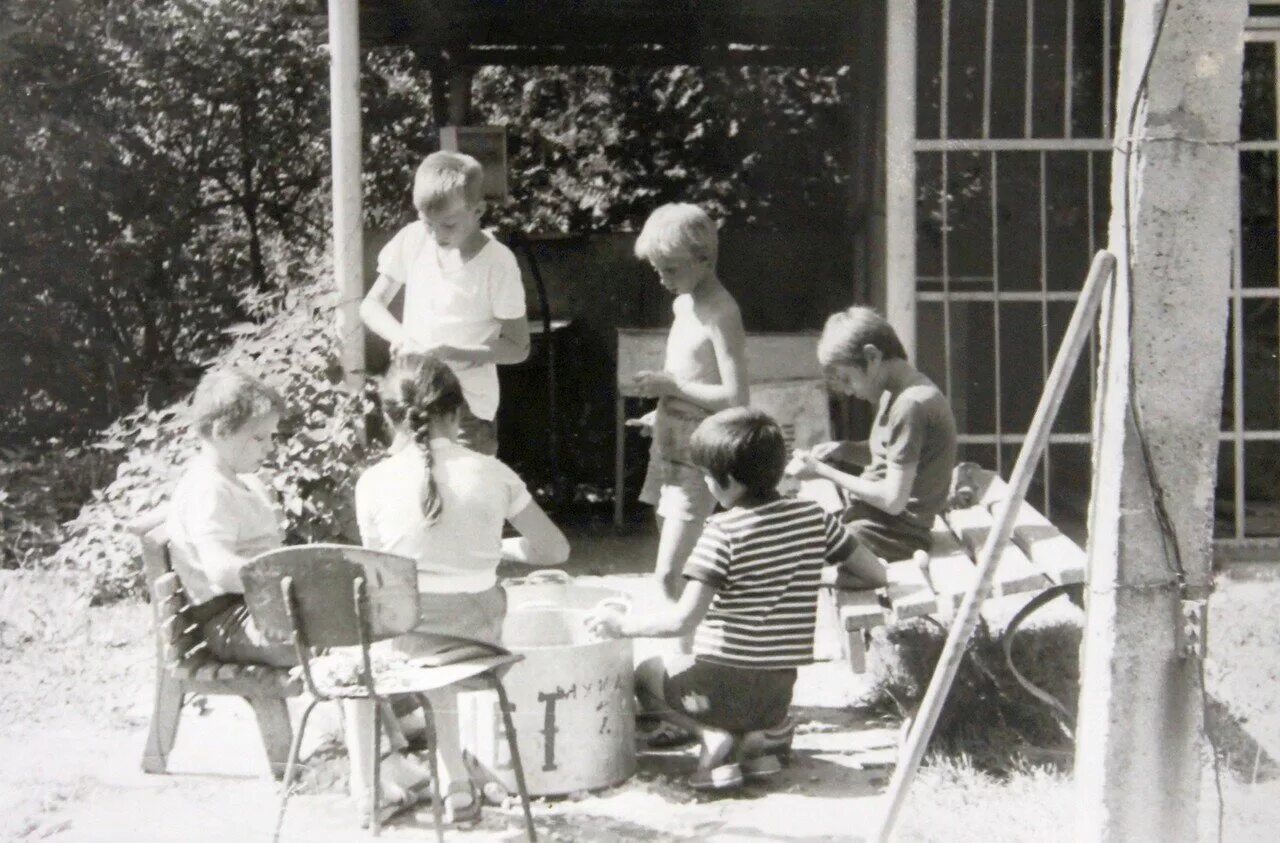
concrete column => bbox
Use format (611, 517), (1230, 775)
(1074, 2), (1246, 841)
(883, 0), (917, 358)
(328, 0), (365, 386)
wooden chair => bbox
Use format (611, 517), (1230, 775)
(240, 545), (537, 842)
(130, 519), (301, 778)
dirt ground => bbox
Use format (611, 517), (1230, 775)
(3, 526), (1280, 841)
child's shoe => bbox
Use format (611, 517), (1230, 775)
(739, 715), (796, 762)
(741, 754), (783, 782)
(689, 762), (744, 791)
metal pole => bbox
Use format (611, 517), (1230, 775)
(328, 0), (365, 387)
(875, 251), (1116, 843)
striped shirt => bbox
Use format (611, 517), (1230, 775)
(685, 498), (853, 669)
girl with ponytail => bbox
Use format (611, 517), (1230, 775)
(348, 354), (570, 824)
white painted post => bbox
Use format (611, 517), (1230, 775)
(884, 0), (917, 359)
(328, 0), (365, 386)
(1074, 2), (1247, 841)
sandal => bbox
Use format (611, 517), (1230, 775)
(739, 716), (796, 761)
(644, 720), (697, 749)
(741, 754), (783, 782)
(689, 762), (744, 791)
(443, 782), (482, 826)
(357, 779), (432, 830)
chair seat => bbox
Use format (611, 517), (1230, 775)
(309, 653), (523, 699)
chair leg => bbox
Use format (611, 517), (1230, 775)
(248, 695), (294, 780)
(494, 680), (536, 843)
(273, 697), (319, 843)
(371, 696), (383, 837)
(141, 668), (184, 774)
(416, 694), (445, 843)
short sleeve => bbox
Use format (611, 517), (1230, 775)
(683, 521), (732, 588)
(881, 396), (927, 466)
(821, 511), (854, 561)
(489, 245), (526, 320)
(492, 457), (533, 518)
(376, 224), (418, 286)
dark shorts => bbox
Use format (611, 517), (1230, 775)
(194, 595), (296, 669)
(841, 499), (932, 562)
(660, 655), (796, 734)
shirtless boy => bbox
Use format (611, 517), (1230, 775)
(629, 204), (749, 602)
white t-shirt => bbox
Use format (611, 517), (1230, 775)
(377, 223), (526, 421)
(165, 455), (284, 606)
(355, 439), (533, 594)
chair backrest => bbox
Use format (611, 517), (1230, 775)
(242, 545), (419, 649)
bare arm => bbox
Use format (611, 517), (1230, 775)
(360, 274), (410, 348)
(788, 453), (917, 516)
(591, 580), (718, 639)
(502, 498), (570, 566)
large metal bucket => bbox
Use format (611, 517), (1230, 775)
(458, 570), (636, 796)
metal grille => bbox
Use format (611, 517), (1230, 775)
(904, 0), (1115, 526)
(894, 1), (1280, 542)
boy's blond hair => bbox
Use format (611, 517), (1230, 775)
(634, 203), (719, 266)
(189, 369), (284, 440)
(413, 151), (484, 214)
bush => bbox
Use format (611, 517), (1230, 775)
(53, 262), (380, 604)
(865, 614), (1082, 772)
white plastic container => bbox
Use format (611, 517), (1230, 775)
(458, 571), (636, 796)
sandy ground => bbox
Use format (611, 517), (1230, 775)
(4, 526), (1280, 841)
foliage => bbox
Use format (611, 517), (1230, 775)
(866, 616), (1082, 772)
(473, 65), (853, 234)
(53, 264), (378, 604)
(0, 0), (330, 442)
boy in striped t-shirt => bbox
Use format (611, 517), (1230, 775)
(588, 407), (869, 790)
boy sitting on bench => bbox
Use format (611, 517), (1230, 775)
(786, 306), (958, 582)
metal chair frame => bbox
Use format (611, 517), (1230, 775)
(243, 548), (536, 842)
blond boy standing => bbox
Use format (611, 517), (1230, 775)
(360, 151), (529, 456)
(630, 204), (749, 602)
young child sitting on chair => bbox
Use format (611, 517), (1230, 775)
(587, 407), (860, 791)
(166, 368), (295, 669)
(347, 353), (570, 824)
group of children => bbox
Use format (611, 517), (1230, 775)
(164, 149), (957, 823)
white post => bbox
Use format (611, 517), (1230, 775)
(883, 0), (917, 359)
(1074, 2), (1246, 841)
(328, 0), (365, 386)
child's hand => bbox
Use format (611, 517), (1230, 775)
(784, 449), (823, 480)
(625, 409), (657, 437)
(632, 370), (676, 398)
(584, 607), (625, 639)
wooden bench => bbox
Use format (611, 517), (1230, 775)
(820, 462), (1087, 672)
(131, 520), (302, 778)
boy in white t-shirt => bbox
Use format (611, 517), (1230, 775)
(165, 369), (294, 667)
(360, 151), (530, 456)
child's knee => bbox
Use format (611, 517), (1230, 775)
(634, 656), (668, 698)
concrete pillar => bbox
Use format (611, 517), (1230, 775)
(883, 0), (916, 358)
(1074, 2), (1246, 841)
(328, 0), (365, 386)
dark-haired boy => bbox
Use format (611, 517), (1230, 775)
(587, 407), (861, 791)
(787, 306), (957, 577)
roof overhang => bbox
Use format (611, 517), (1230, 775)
(341, 1), (858, 66)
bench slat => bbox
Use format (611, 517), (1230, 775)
(968, 470), (1086, 586)
(922, 521), (979, 608)
(884, 552), (938, 620)
(943, 505), (1050, 597)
